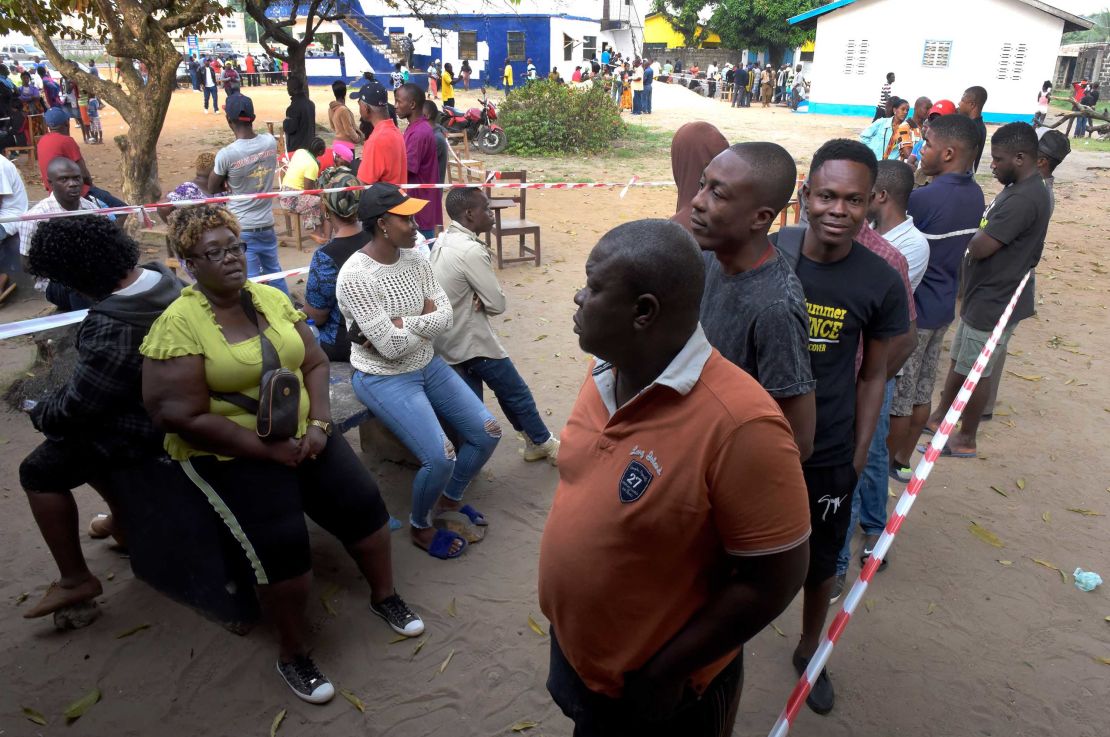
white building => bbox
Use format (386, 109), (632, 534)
(789, 0), (1094, 122)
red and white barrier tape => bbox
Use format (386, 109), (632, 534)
(0, 266), (308, 342)
(766, 270), (1032, 737)
(0, 179), (675, 225)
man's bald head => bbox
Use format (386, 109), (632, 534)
(47, 157), (81, 180)
(594, 219), (705, 317)
(725, 142), (798, 212)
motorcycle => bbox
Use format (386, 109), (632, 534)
(438, 87), (507, 154)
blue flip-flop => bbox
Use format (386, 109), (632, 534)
(458, 504), (488, 527)
(423, 529), (468, 560)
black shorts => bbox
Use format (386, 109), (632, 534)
(802, 463), (858, 586)
(178, 433), (389, 586)
(20, 438), (110, 492)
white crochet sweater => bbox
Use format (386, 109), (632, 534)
(336, 249), (453, 375)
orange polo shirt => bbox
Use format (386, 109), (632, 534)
(538, 327), (810, 698)
(357, 119), (407, 186)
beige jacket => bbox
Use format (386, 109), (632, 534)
(430, 222), (508, 364)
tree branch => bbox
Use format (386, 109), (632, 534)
(159, 0), (225, 33)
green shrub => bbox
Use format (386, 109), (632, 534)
(498, 79), (624, 156)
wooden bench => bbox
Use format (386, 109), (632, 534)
(104, 362), (406, 633)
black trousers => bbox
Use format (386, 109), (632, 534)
(547, 630), (743, 737)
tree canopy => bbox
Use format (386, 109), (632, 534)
(651, 1), (820, 62)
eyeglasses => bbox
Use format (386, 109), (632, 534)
(197, 242), (246, 262)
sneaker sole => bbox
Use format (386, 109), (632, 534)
(275, 662), (335, 704)
(371, 605), (425, 637)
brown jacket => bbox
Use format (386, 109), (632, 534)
(328, 100), (363, 145)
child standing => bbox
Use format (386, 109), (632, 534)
(87, 95), (102, 144)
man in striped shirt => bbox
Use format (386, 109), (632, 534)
(873, 72), (895, 121)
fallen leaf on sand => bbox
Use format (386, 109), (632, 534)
(270, 708), (286, 737)
(528, 614), (548, 637)
(1006, 371), (1043, 382)
(771, 623), (786, 638)
(22, 707), (47, 726)
(63, 688), (101, 723)
(1031, 558), (1060, 571)
(1067, 508), (1104, 516)
(969, 521), (1004, 548)
(15, 592), (28, 604)
(1097, 657), (1110, 666)
(447, 597), (457, 618)
(511, 720), (540, 732)
(1016, 478), (1026, 490)
(533, 334), (548, 342)
(412, 636), (428, 658)
(115, 623), (151, 639)
(926, 602), (937, 615)
(991, 485), (1008, 497)
(1042, 511), (1051, 523)
(864, 599), (876, 612)
(340, 688), (366, 713)
(439, 648), (455, 674)
(388, 635), (409, 644)
(998, 560), (1013, 566)
(321, 596), (337, 616)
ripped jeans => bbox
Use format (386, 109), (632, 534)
(352, 357), (501, 528)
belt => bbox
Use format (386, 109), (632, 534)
(242, 225), (274, 232)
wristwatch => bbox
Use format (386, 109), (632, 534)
(308, 418), (333, 437)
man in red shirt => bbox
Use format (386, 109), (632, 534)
(36, 107), (128, 223)
(354, 80), (406, 186)
(244, 53), (256, 87)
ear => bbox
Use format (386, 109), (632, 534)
(632, 293), (661, 330)
(751, 204), (778, 233)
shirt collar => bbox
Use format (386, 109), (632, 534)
(592, 325), (713, 417)
(446, 220), (479, 240)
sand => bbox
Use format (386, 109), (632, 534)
(0, 81), (1107, 737)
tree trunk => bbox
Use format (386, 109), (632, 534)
(286, 43), (308, 90)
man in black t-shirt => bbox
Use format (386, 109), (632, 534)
(957, 85), (989, 173)
(928, 123), (1050, 458)
(775, 139), (908, 716)
(692, 142), (816, 461)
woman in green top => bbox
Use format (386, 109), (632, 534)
(140, 205), (423, 705)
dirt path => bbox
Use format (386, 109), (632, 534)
(0, 81), (1107, 737)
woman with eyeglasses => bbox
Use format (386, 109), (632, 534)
(140, 204), (423, 704)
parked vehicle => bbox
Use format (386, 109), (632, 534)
(1, 43), (46, 62)
(438, 88), (507, 154)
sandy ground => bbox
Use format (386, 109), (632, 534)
(0, 81), (1108, 736)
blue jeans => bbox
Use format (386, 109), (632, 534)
(241, 227), (288, 294)
(632, 89), (642, 114)
(204, 85), (219, 111)
(191, 70), (200, 91)
(836, 378), (895, 576)
(1074, 115), (1087, 137)
(352, 357), (500, 528)
(642, 83), (652, 113)
(454, 356), (551, 445)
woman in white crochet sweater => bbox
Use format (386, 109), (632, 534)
(337, 184), (501, 560)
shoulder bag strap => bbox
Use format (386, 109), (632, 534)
(772, 226), (806, 273)
(209, 289), (279, 413)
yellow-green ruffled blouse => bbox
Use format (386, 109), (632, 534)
(140, 281), (310, 461)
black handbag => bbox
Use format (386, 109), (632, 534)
(211, 290), (301, 441)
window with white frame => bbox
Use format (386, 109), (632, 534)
(583, 35), (597, 60)
(843, 39), (869, 75)
(997, 42), (1028, 80)
(922, 40), (952, 68)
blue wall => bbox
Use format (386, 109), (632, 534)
(404, 14), (554, 89)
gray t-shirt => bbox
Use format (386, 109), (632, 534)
(214, 133), (277, 228)
(700, 249), (816, 399)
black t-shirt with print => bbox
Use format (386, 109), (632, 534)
(794, 242), (908, 467)
(961, 173), (1051, 331)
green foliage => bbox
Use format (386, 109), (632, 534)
(1063, 9), (1109, 43)
(498, 80), (625, 156)
(652, 1), (713, 47)
(657, 1), (820, 62)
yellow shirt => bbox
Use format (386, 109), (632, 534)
(282, 147), (320, 190)
(503, 64), (513, 86)
(140, 281), (310, 461)
(441, 71), (454, 99)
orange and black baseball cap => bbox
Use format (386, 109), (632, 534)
(358, 182), (428, 222)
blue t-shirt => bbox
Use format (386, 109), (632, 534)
(644, 66), (653, 85)
(304, 231), (371, 347)
(87, 98), (100, 118)
(906, 172), (985, 330)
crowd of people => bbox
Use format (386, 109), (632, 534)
(0, 54), (1074, 732)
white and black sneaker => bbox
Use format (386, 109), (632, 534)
(371, 593), (425, 637)
(276, 655), (335, 704)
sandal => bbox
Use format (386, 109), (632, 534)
(417, 528), (468, 560)
(23, 576), (103, 619)
(457, 504), (488, 526)
(433, 510), (485, 543)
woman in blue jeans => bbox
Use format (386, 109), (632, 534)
(337, 183), (500, 560)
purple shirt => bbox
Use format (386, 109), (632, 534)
(402, 117), (442, 230)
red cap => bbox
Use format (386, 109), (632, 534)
(928, 99), (956, 117)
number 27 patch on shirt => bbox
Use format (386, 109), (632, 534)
(618, 460), (655, 503)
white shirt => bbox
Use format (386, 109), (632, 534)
(880, 215), (930, 292)
(0, 156), (28, 238)
(18, 193), (99, 256)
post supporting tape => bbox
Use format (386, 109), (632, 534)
(766, 270), (1032, 737)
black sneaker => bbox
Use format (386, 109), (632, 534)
(792, 651), (835, 715)
(371, 593), (425, 637)
(889, 463), (912, 483)
(276, 655), (334, 704)
(829, 574), (846, 604)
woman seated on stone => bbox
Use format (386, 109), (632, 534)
(337, 183), (501, 560)
(140, 204), (423, 704)
(20, 215), (182, 621)
(158, 151), (223, 224)
(280, 136), (328, 243)
(304, 167), (366, 362)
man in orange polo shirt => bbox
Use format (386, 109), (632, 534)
(354, 80), (406, 186)
(538, 219), (811, 736)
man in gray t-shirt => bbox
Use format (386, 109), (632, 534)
(685, 142), (816, 461)
(210, 94), (288, 293)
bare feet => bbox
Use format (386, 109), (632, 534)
(23, 576), (103, 619)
